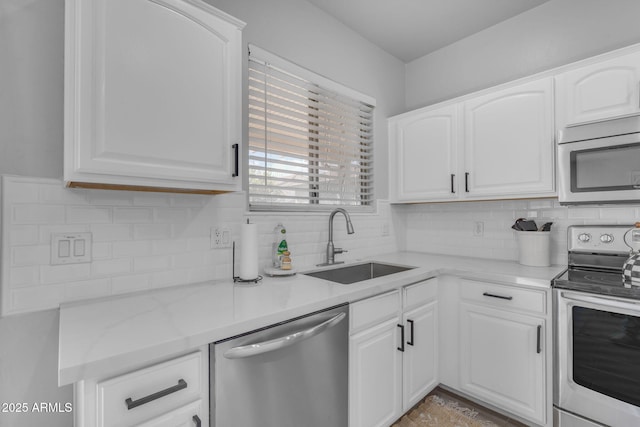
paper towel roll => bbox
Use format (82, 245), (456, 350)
(239, 222), (259, 280)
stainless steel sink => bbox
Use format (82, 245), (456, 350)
(303, 262), (415, 284)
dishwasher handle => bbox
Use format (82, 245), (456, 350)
(223, 311), (346, 359)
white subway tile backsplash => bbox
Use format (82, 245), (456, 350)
(1, 176), (397, 316)
(39, 263), (91, 285)
(155, 208), (191, 223)
(91, 259), (131, 277)
(4, 182), (40, 204)
(9, 225), (39, 246)
(13, 205), (65, 224)
(111, 274), (151, 294)
(398, 198), (640, 265)
(92, 242), (112, 260)
(133, 255), (172, 272)
(9, 266), (39, 288)
(64, 279), (111, 302)
(91, 224), (132, 242)
(152, 239), (189, 255)
(113, 207), (153, 224)
(11, 285), (65, 312)
(66, 206), (112, 224)
(133, 224), (172, 240)
(112, 240), (152, 258)
(11, 245), (50, 267)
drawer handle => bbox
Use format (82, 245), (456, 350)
(407, 319), (415, 346)
(465, 172), (470, 193)
(450, 174), (456, 194)
(125, 378), (187, 410)
(397, 324), (405, 352)
(193, 415), (201, 427)
(482, 292), (513, 301)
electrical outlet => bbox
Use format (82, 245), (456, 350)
(381, 223), (390, 237)
(211, 226), (232, 248)
(473, 221), (484, 237)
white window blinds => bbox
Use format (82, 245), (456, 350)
(248, 45), (375, 211)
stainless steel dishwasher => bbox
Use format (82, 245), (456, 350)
(211, 304), (348, 427)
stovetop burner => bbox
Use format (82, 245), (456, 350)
(554, 268), (640, 300)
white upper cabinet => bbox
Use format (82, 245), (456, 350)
(389, 77), (555, 203)
(462, 78), (555, 199)
(64, 0), (245, 193)
(556, 50), (640, 128)
(389, 104), (459, 202)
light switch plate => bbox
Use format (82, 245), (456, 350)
(51, 232), (92, 265)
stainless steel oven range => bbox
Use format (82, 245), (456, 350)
(554, 225), (640, 427)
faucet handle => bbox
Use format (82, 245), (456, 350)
(334, 248), (348, 255)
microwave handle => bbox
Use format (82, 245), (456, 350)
(561, 291), (640, 312)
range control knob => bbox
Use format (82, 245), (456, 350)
(577, 233), (591, 243)
(600, 234), (614, 243)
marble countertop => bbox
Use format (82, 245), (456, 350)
(58, 252), (565, 386)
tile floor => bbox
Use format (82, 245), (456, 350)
(401, 387), (528, 427)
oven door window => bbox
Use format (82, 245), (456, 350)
(572, 306), (640, 406)
(570, 143), (640, 192)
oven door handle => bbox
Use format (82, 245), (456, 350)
(561, 291), (640, 311)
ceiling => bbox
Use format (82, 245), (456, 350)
(307, 0), (551, 63)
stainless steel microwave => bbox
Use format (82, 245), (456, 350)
(558, 115), (640, 204)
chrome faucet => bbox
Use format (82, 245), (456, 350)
(319, 208), (355, 266)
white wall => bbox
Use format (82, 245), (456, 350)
(405, 0), (640, 109)
(0, 0), (64, 179)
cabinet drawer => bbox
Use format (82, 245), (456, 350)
(350, 290), (400, 334)
(459, 279), (546, 315)
(403, 278), (437, 310)
(97, 352), (202, 427)
(137, 400), (203, 427)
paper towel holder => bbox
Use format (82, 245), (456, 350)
(232, 241), (263, 284)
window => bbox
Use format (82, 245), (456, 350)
(248, 45), (375, 211)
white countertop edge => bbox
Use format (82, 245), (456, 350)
(58, 252), (565, 386)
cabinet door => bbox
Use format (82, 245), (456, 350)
(349, 317), (403, 427)
(463, 78), (555, 199)
(402, 301), (438, 411)
(390, 104), (459, 202)
(459, 302), (545, 425)
(64, 0), (243, 192)
(556, 50), (640, 128)
(137, 400), (203, 427)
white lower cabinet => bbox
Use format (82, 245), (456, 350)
(349, 278), (438, 427)
(457, 279), (549, 426)
(350, 316), (403, 427)
(74, 349), (208, 427)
